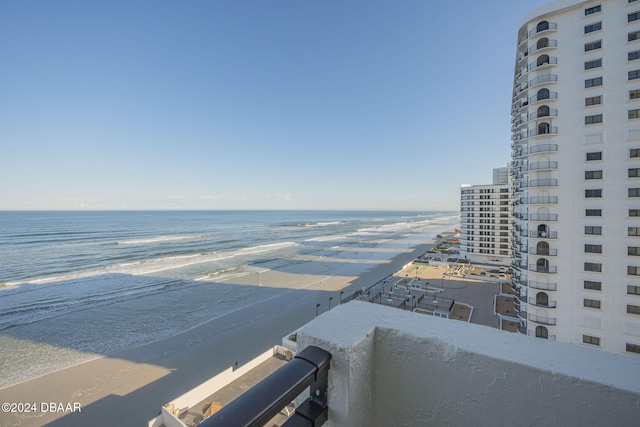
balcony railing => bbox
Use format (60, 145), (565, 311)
(529, 314), (557, 325)
(529, 264), (557, 274)
(528, 280), (557, 291)
(529, 297), (557, 308)
(529, 74), (558, 87)
(529, 91), (558, 104)
(530, 196), (558, 204)
(528, 22), (558, 37)
(517, 308), (528, 320)
(529, 213), (558, 221)
(528, 109), (558, 121)
(200, 346), (331, 427)
(528, 56), (558, 71)
(530, 230), (558, 239)
(529, 161), (558, 171)
(528, 39), (558, 55)
(529, 247), (558, 256)
(529, 143), (558, 154)
(529, 179), (558, 188)
(529, 126), (558, 137)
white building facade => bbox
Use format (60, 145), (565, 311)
(511, 0), (640, 356)
(460, 167), (512, 265)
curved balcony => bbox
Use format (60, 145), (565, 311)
(528, 22), (557, 38)
(529, 161), (558, 171)
(529, 126), (558, 137)
(514, 212), (528, 220)
(529, 297), (557, 308)
(530, 196), (558, 204)
(529, 74), (558, 87)
(529, 280), (557, 291)
(518, 323), (528, 335)
(529, 56), (558, 71)
(529, 264), (557, 274)
(530, 230), (558, 239)
(528, 314), (556, 326)
(529, 213), (558, 221)
(529, 247), (557, 256)
(529, 179), (558, 188)
(529, 91), (557, 104)
(517, 308), (528, 320)
(529, 143), (558, 154)
(529, 109), (558, 121)
(528, 39), (558, 55)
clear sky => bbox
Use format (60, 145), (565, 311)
(0, 0), (552, 211)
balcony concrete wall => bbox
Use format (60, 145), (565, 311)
(297, 301), (640, 426)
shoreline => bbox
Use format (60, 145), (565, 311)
(0, 231), (454, 427)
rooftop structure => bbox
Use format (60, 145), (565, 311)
(203, 301), (640, 426)
(511, 0), (640, 355)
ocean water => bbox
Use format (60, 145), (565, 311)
(0, 210), (458, 389)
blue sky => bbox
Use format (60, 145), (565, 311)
(0, 0), (551, 211)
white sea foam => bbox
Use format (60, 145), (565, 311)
(116, 235), (203, 245)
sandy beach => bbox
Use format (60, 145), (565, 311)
(0, 236), (446, 427)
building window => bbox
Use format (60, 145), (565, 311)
(585, 226), (602, 235)
(628, 246), (640, 256)
(586, 209), (602, 216)
(627, 343), (640, 354)
(585, 170), (603, 179)
(585, 77), (603, 88)
(585, 40), (602, 52)
(585, 5), (602, 15)
(587, 151), (602, 161)
(585, 244), (603, 253)
(631, 89), (640, 100)
(585, 95), (602, 106)
(630, 11), (640, 22)
(585, 59), (602, 70)
(629, 168), (640, 177)
(583, 335), (600, 346)
(629, 227), (640, 236)
(585, 189), (602, 197)
(630, 209), (640, 217)
(584, 280), (602, 290)
(627, 304), (640, 314)
(584, 298), (602, 308)
(630, 51), (640, 61)
(585, 114), (603, 125)
(630, 70), (640, 80)
(628, 266), (640, 276)
(585, 22), (602, 33)
(585, 262), (602, 272)
(630, 109), (640, 119)
(629, 188), (640, 197)
(628, 285), (640, 294)
(631, 149), (640, 158)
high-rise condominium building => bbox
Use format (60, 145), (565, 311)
(511, 0), (640, 355)
(460, 167), (512, 266)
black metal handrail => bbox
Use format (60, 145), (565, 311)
(200, 346), (331, 427)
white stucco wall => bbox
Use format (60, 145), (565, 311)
(297, 301), (640, 426)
